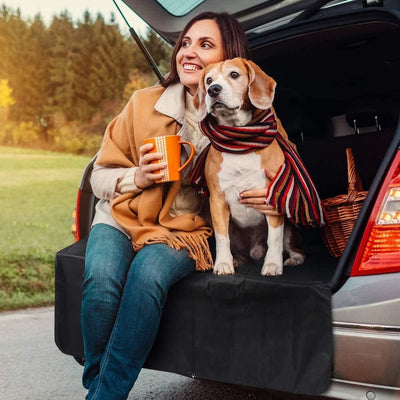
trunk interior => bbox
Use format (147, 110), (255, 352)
(244, 10), (400, 290)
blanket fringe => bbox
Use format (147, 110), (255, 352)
(132, 230), (214, 271)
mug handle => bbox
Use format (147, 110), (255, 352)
(178, 141), (195, 172)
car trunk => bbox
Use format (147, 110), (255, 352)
(139, 6), (400, 391)
(248, 7), (400, 290)
(122, 1), (400, 290)
(54, 4), (400, 396)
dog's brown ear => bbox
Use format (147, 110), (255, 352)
(243, 59), (276, 110)
(192, 72), (208, 121)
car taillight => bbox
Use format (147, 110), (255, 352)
(71, 189), (82, 242)
(351, 150), (400, 276)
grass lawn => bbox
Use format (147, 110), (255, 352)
(0, 146), (91, 310)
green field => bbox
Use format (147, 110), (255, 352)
(0, 146), (91, 310)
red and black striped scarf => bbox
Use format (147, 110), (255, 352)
(194, 109), (325, 227)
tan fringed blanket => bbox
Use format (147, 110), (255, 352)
(96, 85), (214, 270)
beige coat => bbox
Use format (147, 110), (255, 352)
(96, 83), (213, 270)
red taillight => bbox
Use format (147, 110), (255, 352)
(351, 150), (400, 276)
(71, 189), (82, 242)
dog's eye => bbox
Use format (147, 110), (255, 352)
(230, 71), (240, 79)
(206, 77), (213, 85)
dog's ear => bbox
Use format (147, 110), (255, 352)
(192, 72), (208, 122)
(243, 59), (276, 110)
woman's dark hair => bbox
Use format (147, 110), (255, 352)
(162, 12), (249, 87)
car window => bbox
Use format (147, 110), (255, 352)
(155, 0), (205, 16)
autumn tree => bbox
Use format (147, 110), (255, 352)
(46, 12), (77, 122)
(0, 5), (172, 153)
(0, 78), (14, 121)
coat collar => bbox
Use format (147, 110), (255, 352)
(154, 82), (186, 125)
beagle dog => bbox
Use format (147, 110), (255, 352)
(193, 58), (305, 276)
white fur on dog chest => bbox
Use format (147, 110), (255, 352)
(218, 152), (267, 228)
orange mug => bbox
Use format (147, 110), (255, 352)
(144, 135), (195, 183)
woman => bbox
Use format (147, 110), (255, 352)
(81, 11), (275, 400)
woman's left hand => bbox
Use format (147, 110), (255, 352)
(239, 189), (281, 216)
(239, 169), (281, 216)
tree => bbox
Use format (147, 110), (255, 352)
(46, 11), (75, 123)
(0, 79), (14, 107)
(0, 6), (173, 153)
(0, 5), (12, 78)
(0, 78), (14, 121)
(1, 11), (43, 123)
(143, 29), (172, 74)
(87, 17), (133, 110)
(130, 28), (172, 77)
(22, 15), (51, 127)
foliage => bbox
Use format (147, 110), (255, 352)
(0, 78), (14, 122)
(0, 120), (39, 146)
(47, 122), (103, 154)
(0, 146), (91, 310)
(0, 78), (14, 107)
(122, 68), (154, 102)
(0, 5), (172, 155)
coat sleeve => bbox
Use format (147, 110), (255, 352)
(90, 163), (141, 200)
(90, 92), (142, 200)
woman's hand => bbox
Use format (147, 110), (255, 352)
(134, 143), (167, 189)
(239, 189), (281, 216)
(239, 169), (281, 216)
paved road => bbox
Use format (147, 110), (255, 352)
(0, 307), (321, 400)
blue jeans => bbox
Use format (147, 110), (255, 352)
(81, 223), (196, 400)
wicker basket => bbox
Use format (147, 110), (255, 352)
(321, 148), (368, 258)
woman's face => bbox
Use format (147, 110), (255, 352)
(176, 19), (224, 95)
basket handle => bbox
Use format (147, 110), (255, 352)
(346, 147), (364, 201)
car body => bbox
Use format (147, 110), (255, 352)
(56, 1), (400, 399)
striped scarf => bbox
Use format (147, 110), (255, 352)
(198, 109), (325, 227)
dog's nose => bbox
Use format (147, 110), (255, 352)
(208, 84), (222, 98)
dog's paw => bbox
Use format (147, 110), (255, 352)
(284, 252), (305, 267)
(213, 262), (235, 275)
(261, 263), (283, 276)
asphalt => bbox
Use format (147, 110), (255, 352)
(0, 306), (322, 400)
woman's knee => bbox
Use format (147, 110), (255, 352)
(83, 224), (134, 292)
(83, 258), (127, 295)
(129, 244), (195, 292)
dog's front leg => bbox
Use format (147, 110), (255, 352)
(261, 215), (284, 276)
(210, 195), (235, 275)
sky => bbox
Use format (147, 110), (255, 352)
(3, 0), (149, 35)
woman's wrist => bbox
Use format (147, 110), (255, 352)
(116, 167), (143, 195)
